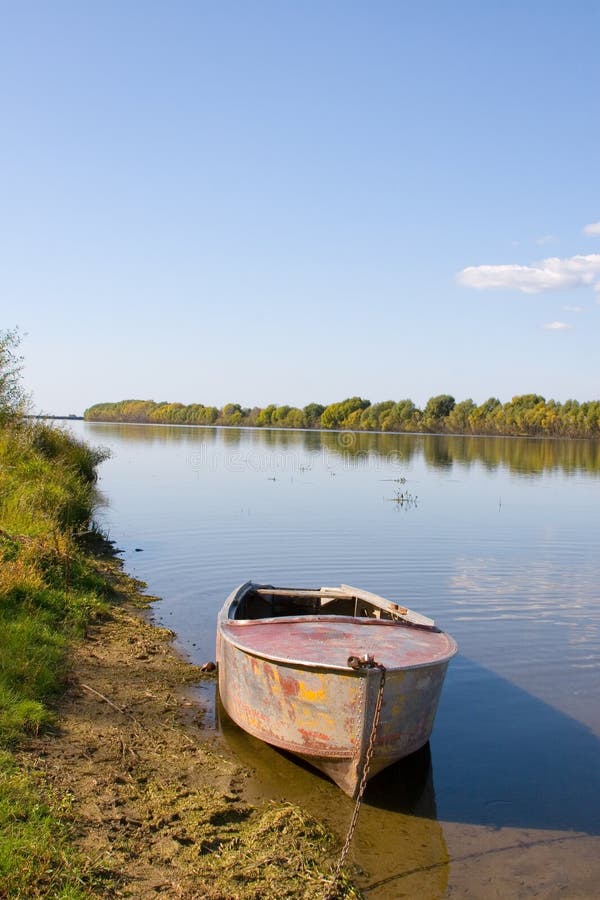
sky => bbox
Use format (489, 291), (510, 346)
(1, 0), (599, 414)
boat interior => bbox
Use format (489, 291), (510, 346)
(234, 586), (406, 622)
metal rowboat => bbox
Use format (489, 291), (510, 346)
(216, 582), (457, 798)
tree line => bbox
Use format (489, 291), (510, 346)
(84, 393), (600, 439)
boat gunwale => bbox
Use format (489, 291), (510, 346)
(217, 581), (457, 672)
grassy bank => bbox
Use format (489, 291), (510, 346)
(0, 420), (110, 896)
(0, 420), (356, 898)
(0, 423), (109, 739)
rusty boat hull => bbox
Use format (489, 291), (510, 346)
(216, 582), (457, 798)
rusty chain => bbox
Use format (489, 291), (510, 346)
(324, 658), (386, 900)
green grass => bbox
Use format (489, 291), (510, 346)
(0, 751), (98, 899)
(0, 423), (107, 537)
(0, 420), (110, 896)
(0, 424), (109, 744)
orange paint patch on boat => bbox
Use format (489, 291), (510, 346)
(297, 680), (326, 703)
(298, 727), (332, 748)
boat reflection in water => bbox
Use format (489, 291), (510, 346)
(218, 696), (449, 899)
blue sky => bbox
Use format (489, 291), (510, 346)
(2, 1), (599, 414)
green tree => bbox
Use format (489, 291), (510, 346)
(503, 394), (546, 435)
(120, 400), (155, 422)
(284, 408), (306, 428)
(381, 400), (420, 432)
(469, 397), (501, 433)
(359, 401), (395, 431)
(220, 403), (244, 425)
(510, 393), (546, 409)
(256, 404), (277, 426)
(321, 397), (370, 429)
(0, 328), (29, 424)
(422, 394), (455, 431)
(150, 402), (186, 423)
(303, 403), (325, 428)
(272, 405), (292, 425)
(446, 399), (476, 433)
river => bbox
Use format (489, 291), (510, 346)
(69, 422), (600, 898)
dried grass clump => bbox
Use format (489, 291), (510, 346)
(195, 801), (361, 899)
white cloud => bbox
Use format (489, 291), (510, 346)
(543, 321), (572, 331)
(457, 254), (600, 294)
(562, 304), (583, 312)
(535, 234), (558, 245)
(583, 222), (600, 236)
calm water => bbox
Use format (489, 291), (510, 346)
(72, 422), (600, 897)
